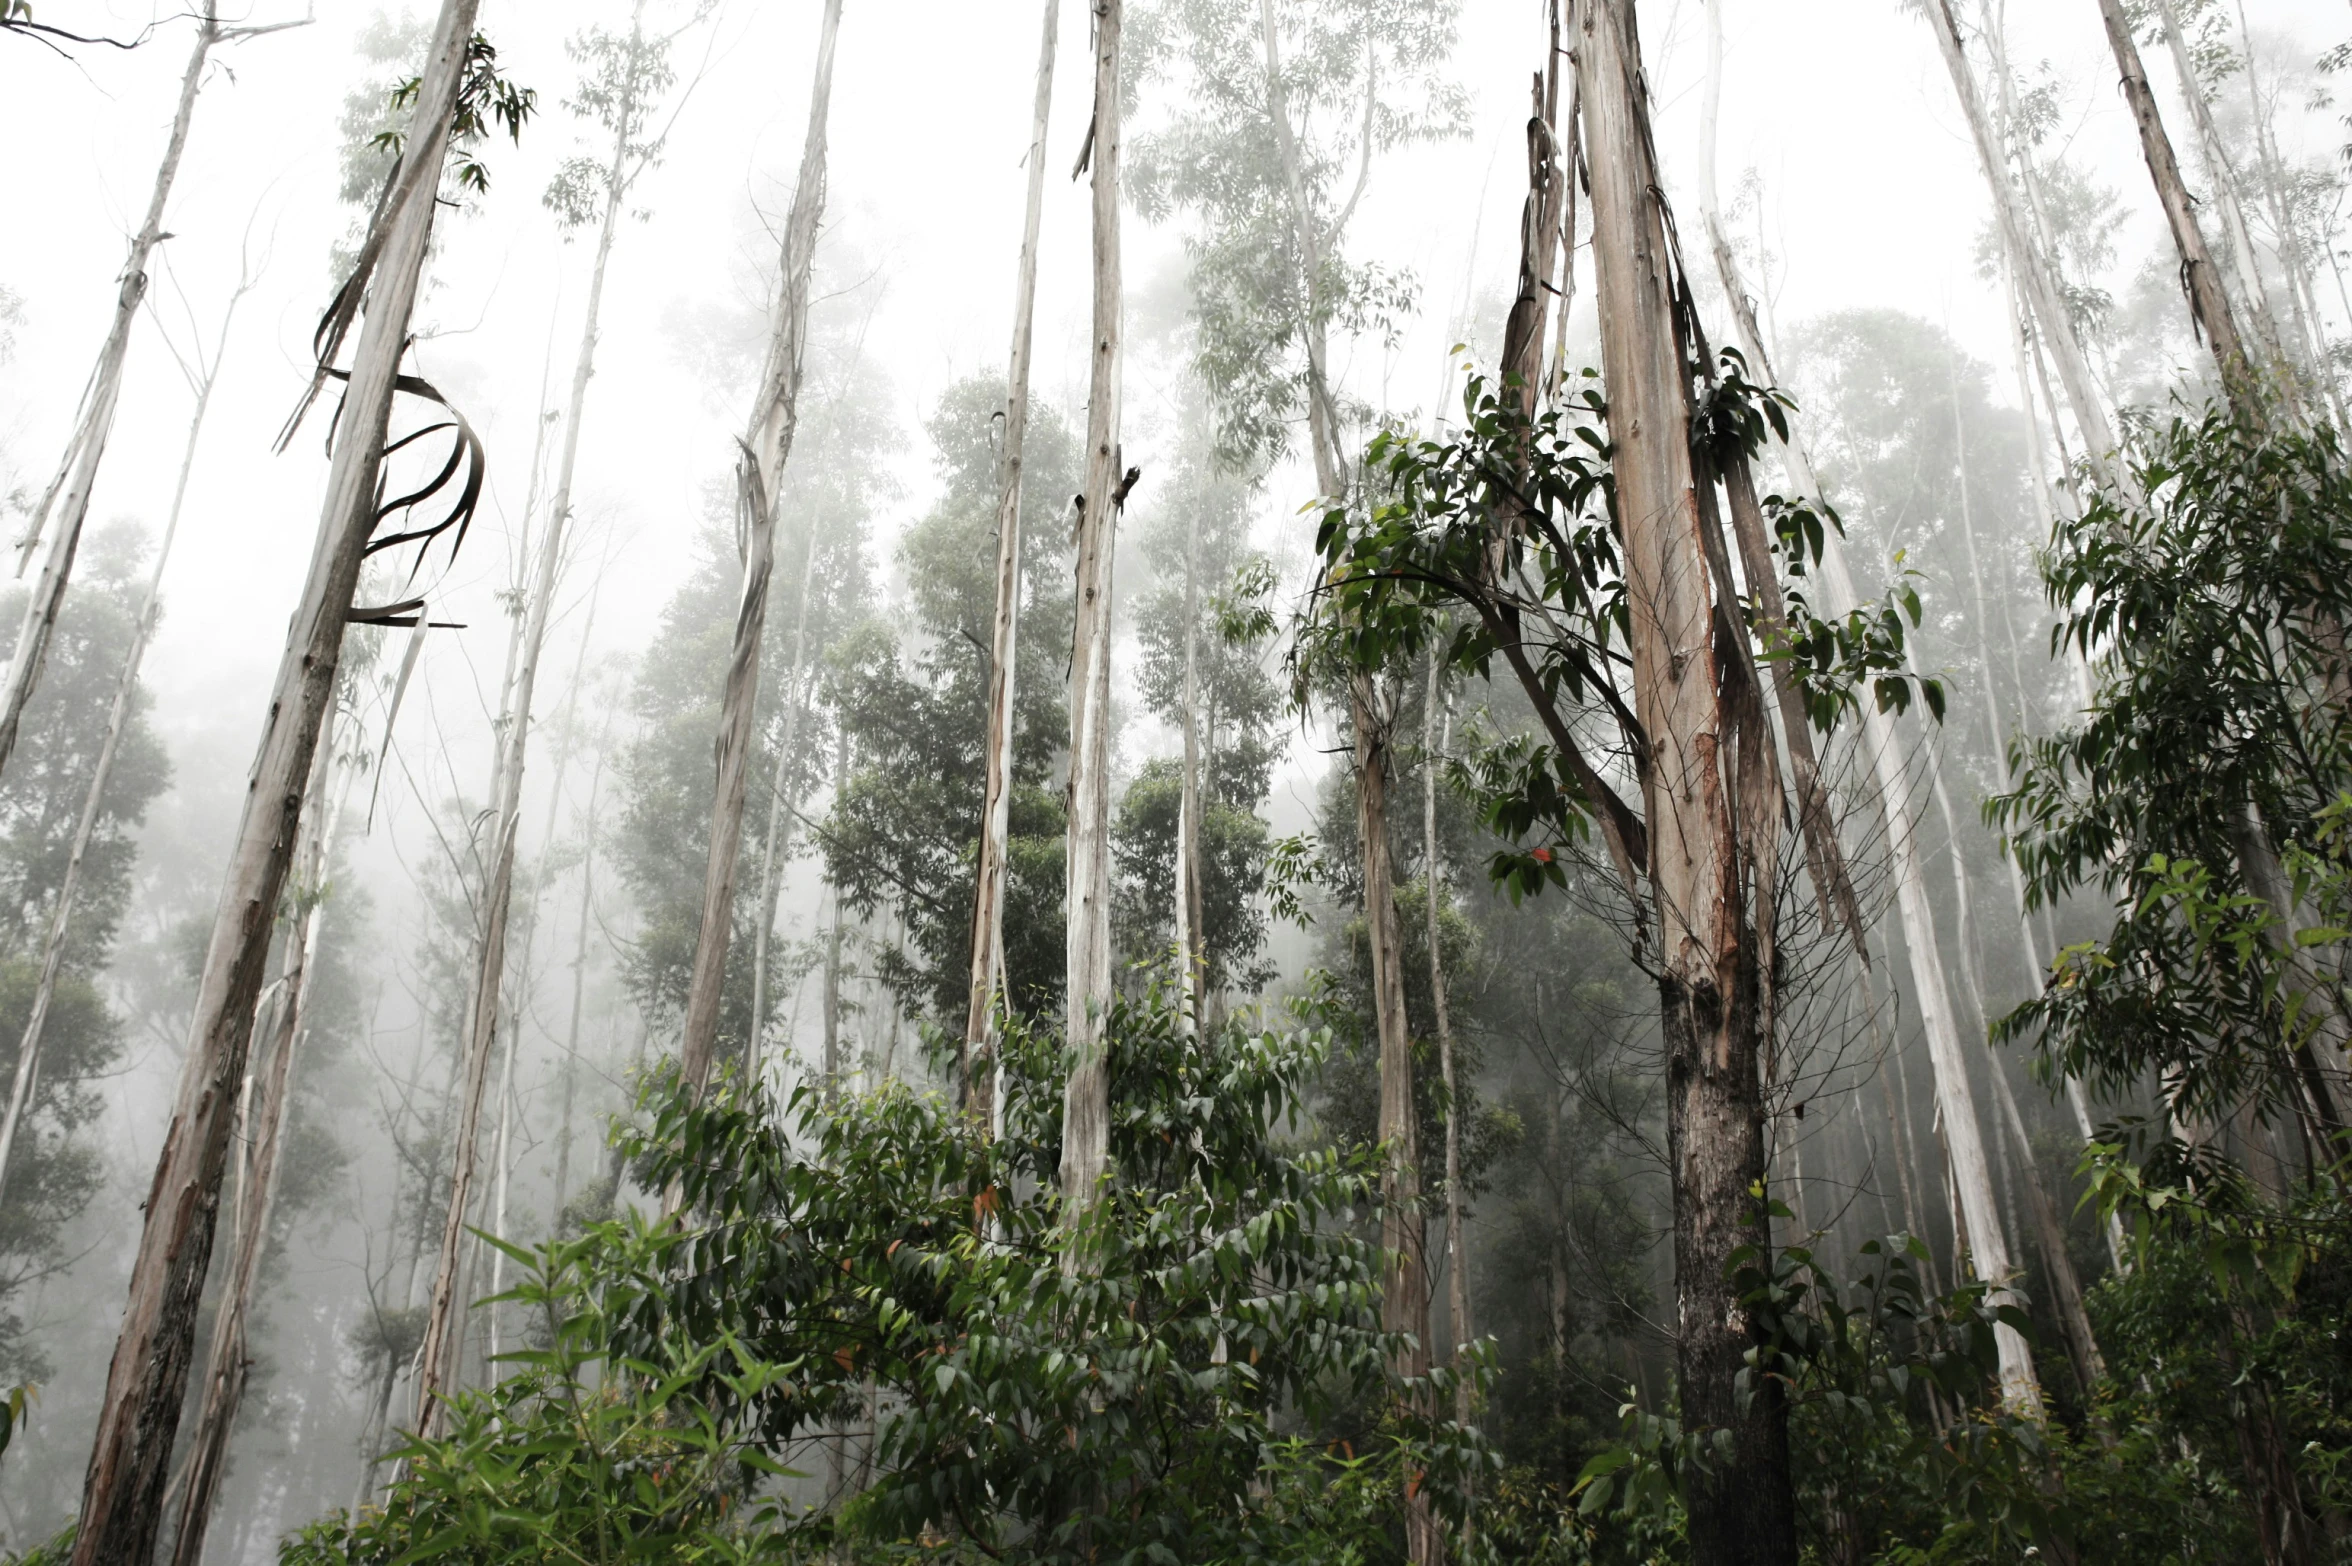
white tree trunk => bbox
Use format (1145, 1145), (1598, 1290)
(0, 4), (218, 783)
(679, 0), (844, 1095)
(1060, 0), (1126, 1228)
(71, 4), (477, 1553)
(1424, 657), (1468, 1427)
(964, 0), (1060, 1124)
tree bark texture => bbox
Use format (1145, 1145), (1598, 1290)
(70, 4), (477, 1559)
(678, 0), (844, 1095)
(1060, 0), (1125, 1229)
(1572, 4), (1798, 1559)
(0, 5), (217, 785)
(965, 0), (1060, 1127)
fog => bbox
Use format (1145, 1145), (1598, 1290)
(0, 0), (2347, 1560)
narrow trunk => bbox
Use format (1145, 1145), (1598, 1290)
(415, 16), (649, 1414)
(747, 559), (817, 1091)
(2094, 0), (2255, 407)
(824, 728), (848, 1096)
(1173, 520), (1206, 1024)
(1923, 0), (2123, 487)
(964, 0), (1060, 1125)
(553, 743), (608, 1220)
(1424, 657), (1469, 1429)
(70, 7), (476, 1556)
(0, 4), (218, 783)
(1574, 4), (1797, 1558)
(168, 712), (350, 1566)
(678, 0), (845, 1094)
(0, 257), (244, 1205)
(1060, 0), (1126, 1229)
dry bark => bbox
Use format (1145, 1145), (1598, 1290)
(69, 5), (478, 1558)
(0, 4), (218, 784)
(1060, 0), (1127, 1230)
(678, 0), (844, 1095)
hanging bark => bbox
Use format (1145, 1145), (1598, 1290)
(0, 252), (248, 1209)
(1061, 0), (1128, 1229)
(0, 3), (219, 784)
(679, 0), (844, 1095)
(70, 5), (480, 1558)
(2093, 0), (2255, 408)
(1922, 0), (2124, 489)
(964, 0), (1060, 1125)
(168, 706), (351, 1566)
(1573, 3), (1799, 1557)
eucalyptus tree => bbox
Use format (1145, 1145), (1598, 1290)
(677, 0), (843, 1096)
(0, 2), (298, 784)
(964, 0), (1061, 1125)
(1307, 2), (1964, 1554)
(70, 8), (523, 1557)
(1128, 6), (1463, 1516)
(1058, 0), (1132, 1235)
(415, 0), (700, 1436)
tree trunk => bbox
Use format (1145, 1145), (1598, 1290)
(964, 0), (1059, 1128)
(1923, 0), (2123, 489)
(168, 708), (349, 1566)
(1573, 6), (1798, 1561)
(1060, 0), (1126, 1232)
(0, 4), (217, 784)
(2093, 0), (2255, 407)
(679, 0), (845, 1095)
(747, 559), (817, 1092)
(415, 11), (652, 1419)
(553, 740), (608, 1221)
(1173, 516), (1206, 1025)
(69, 3), (476, 1555)
(1424, 657), (1469, 1429)
(0, 253), (246, 1208)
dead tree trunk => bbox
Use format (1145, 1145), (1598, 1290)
(679, 0), (844, 1095)
(0, 3), (219, 784)
(0, 254), (249, 1208)
(1574, 4), (1799, 1558)
(2094, 0), (2255, 407)
(964, 0), (1060, 1126)
(70, 5), (479, 1557)
(1060, 0), (1127, 1229)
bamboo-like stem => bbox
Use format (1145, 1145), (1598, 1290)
(965, 0), (1061, 1127)
(70, 6), (476, 1555)
(679, 0), (845, 1096)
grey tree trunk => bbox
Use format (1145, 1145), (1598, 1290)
(964, 0), (1060, 1127)
(0, 4), (218, 784)
(70, 5), (478, 1557)
(1060, 0), (1127, 1230)
(1423, 657), (1468, 1429)
(679, 0), (845, 1095)
(553, 740), (609, 1220)
(1923, 0), (2124, 489)
(1574, 5), (1798, 1558)
(0, 253), (248, 1208)
(2094, 0), (2255, 407)
(1173, 519), (1205, 1025)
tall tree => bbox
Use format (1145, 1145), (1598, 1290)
(1061, 0), (1129, 1229)
(68, 6), (508, 1557)
(414, 0), (687, 1433)
(678, 0), (843, 1095)
(964, 0), (1061, 1127)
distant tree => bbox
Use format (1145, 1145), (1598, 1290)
(0, 527), (169, 1383)
(823, 377), (1079, 1032)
